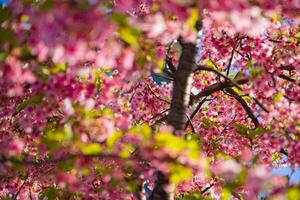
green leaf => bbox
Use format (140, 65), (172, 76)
(222, 188), (232, 200)
(111, 13), (128, 26)
(233, 71), (244, 80)
(119, 27), (140, 49)
(247, 58), (254, 68)
(156, 132), (186, 152)
(81, 167), (91, 175)
(102, 108), (114, 116)
(235, 124), (266, 139)
(157, 59), (164, 71)
(274, 92), (284, 102)
(84, 108), (101, 119)
(15, 93), (44, 115)
(51, 63), (67, 73)
(186, 8), (199, 30)
(176, 189), (213, 200)
(156, 132), (200, 161)
(170, 164), (193, 184)
(0, 7), (11, 23)
(249, 127), (266, 139)
(40, 0), (54, 10)
(21, 14), (30, 23)
(288, 188), (300, 200)
(0, 50), (5, 61)
(129, 124), (152, 139)
(201, 118), (219, 129)
(80, 143), (102, 155)
(120, 144), (135, 158)
(205, 60), (218, 70)
(43, 126), (73, 150)
(107, 131), (123, 149)
(235, 124), (248, 136)
(59, 160), (74, 171)
(46, 130), (72, 142)
(40, 187), (59, 200)
(0, 28), (14, 44)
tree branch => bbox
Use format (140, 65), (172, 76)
(194, 65), (243, 90)
(13, 175), (29, 200)
(278, 74), (300, 87)
(185, 97), (208, 130)
(224, 88), (259, 128)
(201, 180), (216, 194)
(190, 79), (249, 105)
(278, 66), (295, 71)
(144, 81), (170, 104)
(185, 114), (196, 133)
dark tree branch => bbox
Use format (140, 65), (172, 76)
(148, 109), (170, 122)
(201, 181), (216, 194)
(280, 148), (288, 156)
(278, 74), (300, 87)
(144, 81), (170, 104)
(224, 88), (259, 128)
(13, 175), (29, 200)
(226, 37), (241, 76)
(129, 82), (141, 103)
(227, 46), (236, 77)
(186, 114), (196, 133)
(194, 65), (243, 90)
(185, 97), (208, 130)
(190, 79), (249, 105)
(278, 66), (295, 71)
(252, 97), (269, 113)
(165, 56), (177, 75)
(268, 39), (293, 44)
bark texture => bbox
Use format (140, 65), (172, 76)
(150, 41), (196, 200)
(149, 171), (172, 200)
(167, 41), (196, 130)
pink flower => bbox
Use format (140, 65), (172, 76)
(211, 159), (242, 181)
(7, 139), (24, 156)
(119, 47), (135, 70)
(62, 98), (75, 116)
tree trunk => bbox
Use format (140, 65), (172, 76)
(167, 41), (196, 130)
(150, 41), (196, 200)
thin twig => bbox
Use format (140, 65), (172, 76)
(147, 109), (170, 122)
(226, 37), (241, 76)
(13, 175), (29, 200)
(185, 114), (196, 133)
(144, 81), (170, 104)
(165, 56), (176, 75)
(129, 82), (141, 103)
(278, 66), (295, 71)
(185, 97), (208, 130)
(194, 65), (243, 91)
(226, 46), (236, 77)
(252, 97), (269, 113)
(201, 181), (216, 194)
